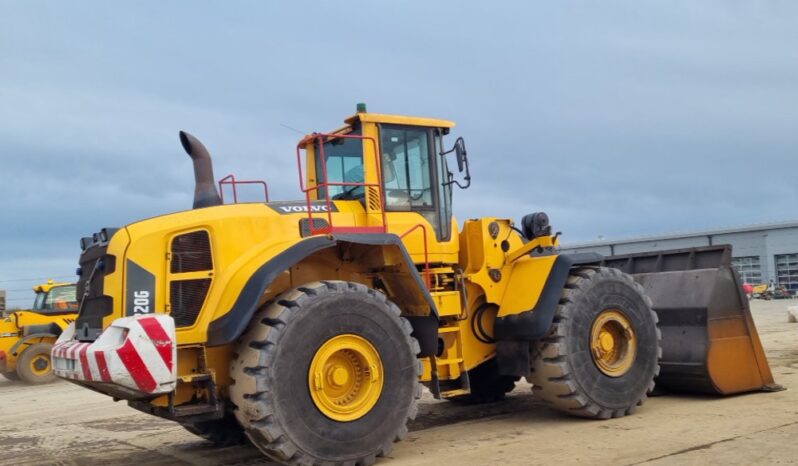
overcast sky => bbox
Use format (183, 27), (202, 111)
(1, 1), (797, 307)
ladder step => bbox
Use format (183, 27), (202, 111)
(437, 327), (460, 333)
(435, 358), (463, 365)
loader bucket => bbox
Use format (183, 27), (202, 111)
(600, 245), (779, 395)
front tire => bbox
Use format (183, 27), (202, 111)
(529, 267), (660, 419)
(229, 281), (422, 465)
(17, 342), (56, 384)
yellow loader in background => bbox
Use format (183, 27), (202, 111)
(53, 106), (778, 465)
(1, 280), (77, 383)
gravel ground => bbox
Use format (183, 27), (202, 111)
(1, 300), (797, 465)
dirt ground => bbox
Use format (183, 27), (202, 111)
(2, 300), (798, 466)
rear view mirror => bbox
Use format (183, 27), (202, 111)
(454, 138), (467, 173)
(440, 136), (471, 190)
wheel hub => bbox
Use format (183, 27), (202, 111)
(309, 334), (383, 422)
(31, 355), (50, 375)
(590, 309), (637, 377)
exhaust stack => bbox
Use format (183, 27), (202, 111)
(179, 131), (223, 209)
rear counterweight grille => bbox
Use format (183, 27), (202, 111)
(170, 279), (211, 327)
(171, 231), (212, 273)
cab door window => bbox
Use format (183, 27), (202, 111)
(380, 127), (433, 210)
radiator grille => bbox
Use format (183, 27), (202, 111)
(171, 231), (212, 273)
(170, 279), (211, 327)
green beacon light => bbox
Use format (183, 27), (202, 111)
(356, 102), (367, 113)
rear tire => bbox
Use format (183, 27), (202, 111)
(529, 267), (660, 418)
(447, 358), (517, 404)
(17, 343), (56, 384)
(229, 281), (422, 465)
(180, 414), (248, 446)
(2, 371), (20, 381)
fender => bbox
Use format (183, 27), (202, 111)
(494, 252), (603, 341)
(9, 322), (62, 355)
(493, 252), (602, 377)
(206, 233), (438, 350)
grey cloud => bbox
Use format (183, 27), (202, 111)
(2, 1), (798, 305)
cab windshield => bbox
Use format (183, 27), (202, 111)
(32, 285), (78, 312)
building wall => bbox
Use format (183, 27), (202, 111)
(561, 226), (798, 288)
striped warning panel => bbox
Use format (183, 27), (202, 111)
(52, 315), (176, 396)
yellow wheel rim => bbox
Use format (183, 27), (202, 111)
(590, 309), (636, 377)
(30, 354), (51, 376)
(308, 334), (383, 422)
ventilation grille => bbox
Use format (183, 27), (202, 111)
(367, 187), (381, 211)
(170, 279), (211, 327)
(171, 231), (212, 273)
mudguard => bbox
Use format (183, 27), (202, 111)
(494, 252), (603, 341)
(206, 233), (438, 351)
(492, 252), (601, 377)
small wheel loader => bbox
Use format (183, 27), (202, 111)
(1, 280), (77, 383)
(53, 106), (778, 465)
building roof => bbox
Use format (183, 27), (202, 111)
(563, 219), (798, 249)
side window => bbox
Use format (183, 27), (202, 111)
(381, 127), (433, 210)
(435, 130), (452, 241)
(314, 130), (364, 199)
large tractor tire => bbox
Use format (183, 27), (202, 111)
(180, 414), (248, 446)
(230, 281), (422, 466)
(2, 371), (20, 381)
(447, 358), (518, 404)
(529, 267), (661, 419)
(17, 342), (56, 384)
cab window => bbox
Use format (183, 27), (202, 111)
(380, 126), (433, 210)
(32, 292), (47, 310)
(314, 129), (364, 199)
(33, 285), (78, 312)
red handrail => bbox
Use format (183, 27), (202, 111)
(218, 174), (269, 203)
(400, 224), (431, 289)
(296, 133), (387, 235)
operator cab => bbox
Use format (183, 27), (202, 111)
(32, 282), (78, 314)
(301, 104), (471, 242)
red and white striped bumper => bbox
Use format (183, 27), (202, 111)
(52, 314), (176, 399)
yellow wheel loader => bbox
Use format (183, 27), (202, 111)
(53, 106), (779, 465)
(1, 281), (77, 383)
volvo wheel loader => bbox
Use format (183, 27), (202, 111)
(1, 280), (77, 383)
(53, 106), (778, 465)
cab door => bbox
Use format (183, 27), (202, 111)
(379, 124), (456, 263)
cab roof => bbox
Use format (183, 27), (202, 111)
(344, 112), (456, 129)
(33, 281), (74, 293)
(298, 111), (456, 148)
